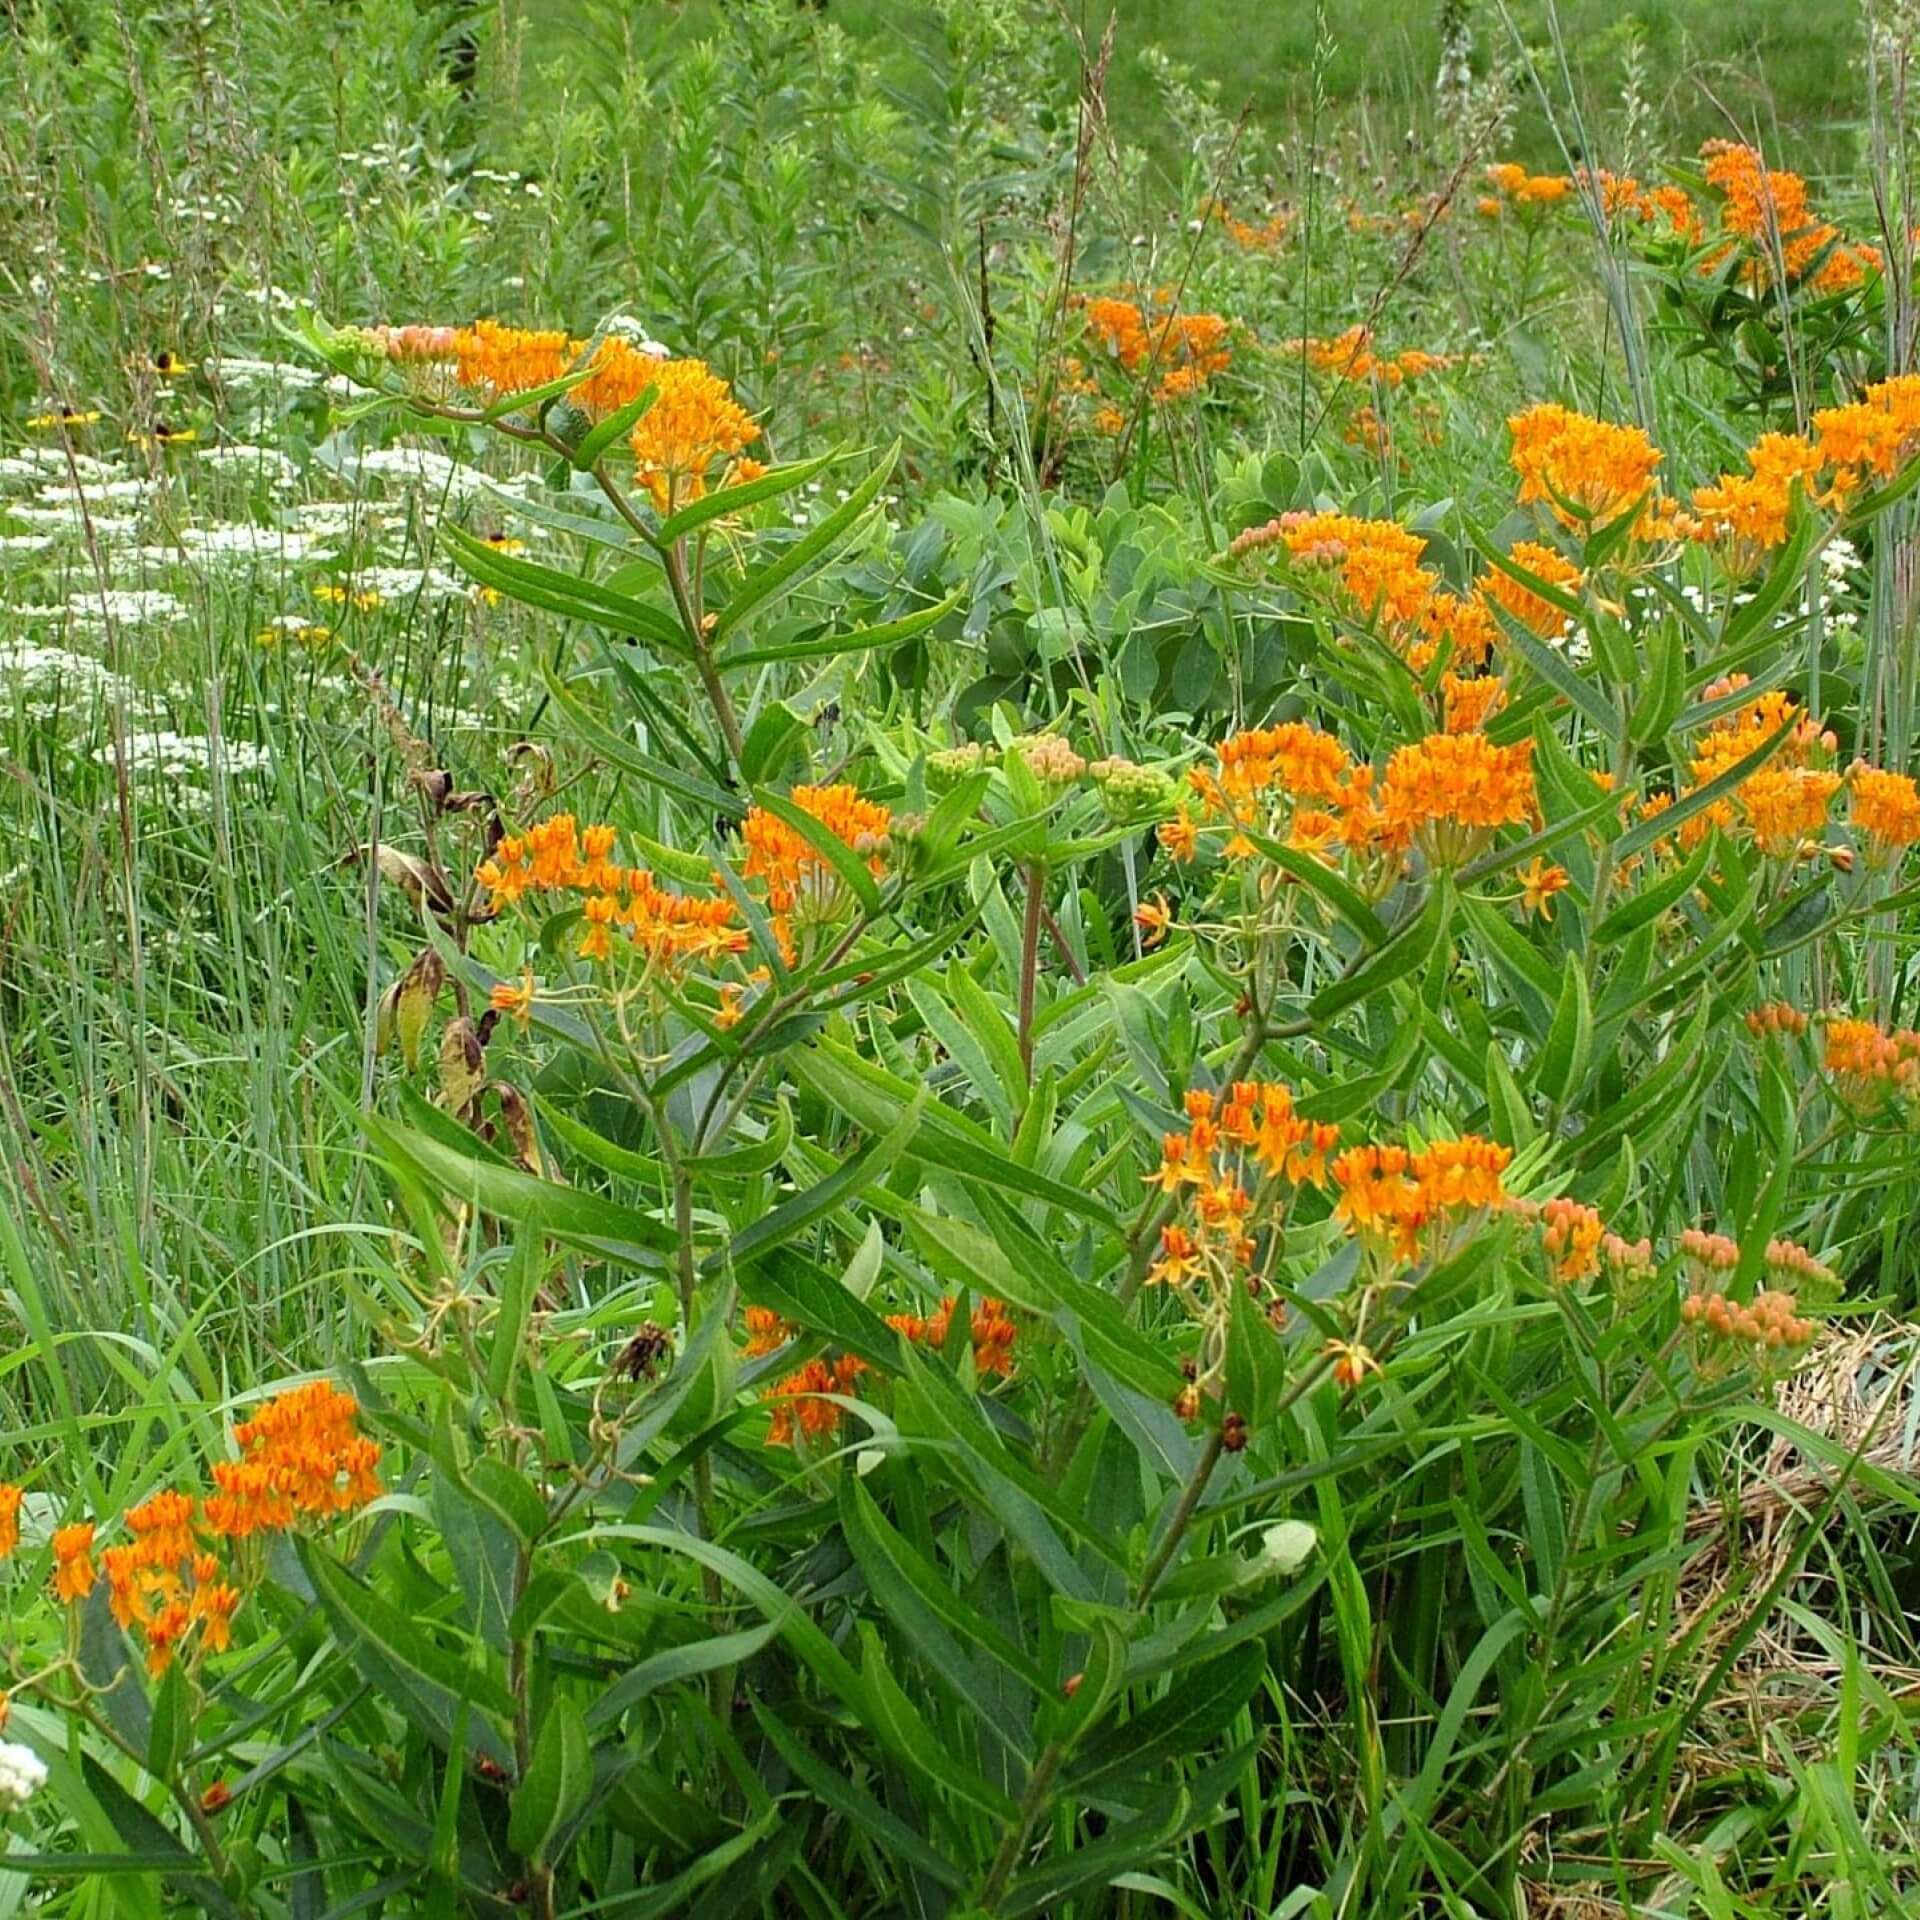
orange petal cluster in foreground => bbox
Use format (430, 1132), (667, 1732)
(478, 815), (748, 973)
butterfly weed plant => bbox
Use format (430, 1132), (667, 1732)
(5, 3), (1920, 1917)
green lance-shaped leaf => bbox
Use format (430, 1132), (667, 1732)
(570, 382), (657, 469)
(712, 442), (900, 638)
(656, 446), (848, 543)
(509, 1696), (593, 1861)
(443, 525), (692, 656)
(723, 585), (965, 668)
(541, 663), (745, 817)
(1535, 960), (1593, 1106)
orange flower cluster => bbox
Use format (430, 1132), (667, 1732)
(1692, 432), (1825, 557)
(1813, 375), (1920, 499)
(1701, 141), (1880, 293)
(1292, 327), (1457, 387)
(52, 1522), (95, 1602)
(1764, 1237), (1842, 1301)
(1745, 1001), (1810, 1038)
(1849, 763), (1920, 863)
(1680, 1284), (1818, 1355)
(627, 358), (762, 511)
(207, 1381), (383, 1539)
(104, 1500), (243, 1676)
(739, 784), (892, 957)
(1501, 1194), (1609, 1283)
(1509, 402), (1663, 530)
(1202, 198), (1291, 252)
(1079, 292), (1233, 401)
(0, 1484), (19, 1557)
(1227, 511), (1498, 673)
(1479, 540), (1583, 639)
(477, 816), (747, 974)
(1379, 730), (1537, 865)
(1442, 671), (1506, 735)
(1330, 1135), (1512, 1265)
(1171, 718), (1382, 871)
(1146, 1083), (1338, 1288)
(449, 320), (576, 399)
(1574, 169), (1703, 239)
(763, 1354), (867, 1447)
(743, 1306), (798, 1357)
(1484, 163), (1570, 208)
(1823, 1015), (1920, 1110)
(886, 1296), (1019, 1376)
(1677, 680), (1839, 856)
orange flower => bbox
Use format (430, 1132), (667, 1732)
(1692, 432), (1822, 557)
(1134, 894), (1173, 948)
(1508, 402), (1662, 529)
(490, 970), (536, 1029)
(143, 1599), (192, 1674)
(1518, 857), (1570, 918)
(743, 1306), (797, 1358)
(0, 1485), (20, 1559)
(450, 321), (577, 400)
(1849, 762), (1920, 862)
(1478, 541), (1582, 639)
(763, 1354), (868, 1447)
(739, 785), (891, 952)
(189, 1581), (242, 1655)
(1538, 1196), (1604, 1282)
(1322, 1337), (1384, 1390)
(1441, 672), (1506, 735)
(52, 1522), (96, 1603)
(1379, 731), (1536, 863)
(886, 1296), (1019, 1376)
(1148, 1223), (1205, 1287)
(628, 359), (760, 512)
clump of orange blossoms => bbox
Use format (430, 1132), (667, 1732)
(739, 783), (892, 957)
(1701, 141), (1880, 294)
(1292, 326), (1457, 388)
(1484, 163), (1571, 208)
(1675, 679), (1839, 857)
(1813, 376), (1920, 498)
(1509, 402), (1663, 530)
(627, 358), (762, 512)
(763, 1354), (867, 1448)
(1145, 1082), (1339, 1289)
(1479, 540), (1583, 639)
(1379, 730), (1537, 866)
(208, 1380), (383, 1538)
(1823, 1015), (1920, 1112)
(1227, 511), (1494, 674)
(1078, 291), (1233, 401)
(1849, 763), (1920, 864)
(1692, 431), (1825, 559)
(886, 1297), (1019, 1377)
(1331, 1135), (1512, 1265)
(477, 815), (747, 975)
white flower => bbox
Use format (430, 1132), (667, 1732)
(95, 732), (273, 778)
(0, 1740), (48, 1810)
(171, 524), (330, 564)
(65, 590), (185, 626)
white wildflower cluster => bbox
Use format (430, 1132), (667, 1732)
(96, 731), (274, 779)
(205, 357), (324, 395)
(0, 1741), (47, 1811)
(64, 590), (185, 627)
